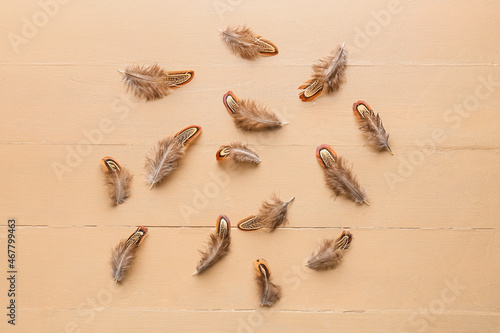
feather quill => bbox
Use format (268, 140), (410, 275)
(119, 64), (194, 101)
(193, 215), (231, 275)
(316, 145), (369, 205)
(223, 91), (287, 131)
(299, 42), (347, 102)
(101, 157), (133, 205)
(237, 194), (294, 231)
(306, 230), (352, 270)
(111, 226), (148, 283)
(216, 142), (260, 164)
(219, 25), (278, 60)
(254, 258), (282, 307)
(353, 101), (392, 154)
(145, 126), (201, 189)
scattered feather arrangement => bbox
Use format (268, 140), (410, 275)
(216, 142), (260, 164)
(223, 91), (287, 131)
(306, 230), (352, 270)
(254, 258), (282, 307)
(100, 157), (133, 205)
(111, 226), (148, 283)
(353, 101), (392, 154)
(219, 25), (278, 60)
(237, 193), (294, 231)
(316, 145), (369, 205)
(119, 64), (194, 101)
(145, 126), (202, 189)
(193, 215), (231, 276)
(299, 42), (347, 102)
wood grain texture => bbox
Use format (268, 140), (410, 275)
(1, 0), (499, 332)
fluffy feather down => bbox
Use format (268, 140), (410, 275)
(104, 167), (133, 205)
(306, 231), (352, 270)
(234, 99), (286, 131)
(324, 156), (368, 205)
(111, 240), (138, 283)
(145, 136), (186, 189)
(119, 64), (170, 101)
(219, 25), (278, 59)
(257, 194), (294, 231)
(254, 259), (281, 307)
(193, 234), (231, 275)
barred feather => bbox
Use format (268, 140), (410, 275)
(299, 43), (347, 102)
(216, 142), (260, 164)
(306, 230), (352, 270)
(223, 91), (286, 131)
(254, 258), (281, 307)
(316, 145), (369, 205)
(219, 25), (278, 60)
(353, 101), (392, 154)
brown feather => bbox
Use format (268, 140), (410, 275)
(223, 91), (286, 131)
(353, 101), (392, 154)
(254, 259), (281, 307)
(101, 157), (133, 205)
(306, 230), (352, 270)
(119, 64), (170, 101)
(219, 25), (278, 60)
(317, 145), (369, 205)
(145, 136), (185, 189)
(257, 194), (294, 231)
(299, 43), (347, 101)
(193, 216), (231, 275)
(111, 226), (148, 283)
(216, 142), (260, 164)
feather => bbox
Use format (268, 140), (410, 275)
(145, 126), (202, 189)
(306, 230), (352, 270)
(237, 194), (294, 231)
(219, 25), (278, 60)
(316, 145), (369, 205)
(101, 157), (133, 205)
(119, 64), (194, 101)
(223, 91), (287, 131)
(254, 258), (282, 307)
(193, 215), (231, 275)
(216, 142), (260, 164)
(111, 226), (148, 283)
(353, 101), (392, 154)
(299, 42), (347, 102)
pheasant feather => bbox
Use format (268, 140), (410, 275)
(111, 226), (148, 283)
(353, 101), (392, 154)
(316, 145), (369, 205)
(237, 194), (294, 231)
(299, 43), (347, 102)
(254, 258), (281, 307)
(223, 91), (287, 131)
(101, 157), (133, 205)
(216, 142), (260, 164)
(145, 126), (201, 189)
(306, 230), (352, 270)
(219, 25), (278, 60)
(193, 215), (231, 275)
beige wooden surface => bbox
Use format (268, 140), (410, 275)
(1, 0), (499, 332)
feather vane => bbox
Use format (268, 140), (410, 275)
(353, 101), (392, 154)
(193, 215), (231, 275)
(237, 194), (294, 231)
(306, 230), (352, 270)
(111, 226), (148, 283)
(216, 142), (260, 164)
(254, 258), (281, 307)
(219, 25), (278, 60)
(101, 157), (133, 205)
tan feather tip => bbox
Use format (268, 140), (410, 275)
(316, 144), (337, 168)
(353, 100), (371, 119)
(299, 79), (323, 102)
(101, 157), (121, 173)
(216, 146), (231, 161)
(174, 125), (202, 147)
(254, 37), (279, 56)
(216, 215), (231, 238)
(223, 91), (239, 115)
(167, 70), (194, 88)
(254, 258), (270, 277)
(336, 230), (353, 249)
(237, 216), (262, 231)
